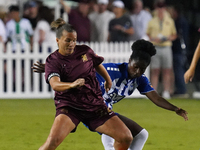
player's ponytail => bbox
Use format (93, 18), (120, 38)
(130, 39), (156, 65)
(51, 18), (76, 38)
(51, 18), (66, 30)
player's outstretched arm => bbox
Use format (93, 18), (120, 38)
(32, 61), (45, 73)
(145, 91), (188, 121)
(184, 40), (200, 83)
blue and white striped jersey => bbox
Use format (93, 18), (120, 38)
(96, 63), (154, 109)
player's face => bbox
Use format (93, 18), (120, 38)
(57, 30), (77, 56)
(128, 59), (148, 79)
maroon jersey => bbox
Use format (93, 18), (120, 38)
(45, 45), (106, 111)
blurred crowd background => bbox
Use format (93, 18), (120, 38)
(0, 0), (200, 98)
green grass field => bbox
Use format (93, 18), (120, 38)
(0, 98), (199, 150)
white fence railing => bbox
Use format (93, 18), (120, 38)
(0, 42), (148, 99)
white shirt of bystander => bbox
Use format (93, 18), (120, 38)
(89, 10), (115, 42)
(130, 10), (152, 41)
(33, 20), (56, 45)
(6, 18), (33, 52)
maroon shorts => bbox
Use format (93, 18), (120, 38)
(55, 105), (116, 132)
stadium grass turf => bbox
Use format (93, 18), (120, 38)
(0, 98), (199, 150)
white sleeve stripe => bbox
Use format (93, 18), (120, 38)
(48, 73), (60, 82)
(107, 67), (119, 71)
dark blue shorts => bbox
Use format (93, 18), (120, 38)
(56, 105), (116, 132)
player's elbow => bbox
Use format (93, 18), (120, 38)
(51, 84), (59, 91)
(51, 84), (64, 92)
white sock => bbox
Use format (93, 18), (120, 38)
(101, 134), (115, 150)
(128, 129), (148, 150)
(101, 129), (148, 150)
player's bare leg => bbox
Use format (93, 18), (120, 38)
(39, 114), (76, 150)
(96, 115), (133, 150)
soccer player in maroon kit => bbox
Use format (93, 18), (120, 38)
(38, 18), (133, 150)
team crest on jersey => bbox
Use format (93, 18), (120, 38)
(82, 54), (88, 62)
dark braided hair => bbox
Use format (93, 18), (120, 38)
(51, 18), (76, 38)
(130, 39), (156, 65)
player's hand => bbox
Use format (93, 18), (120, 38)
(184, 69), (195, 84)
(175, 108), (188, 121)
(32, 61), (45, 73)
(72, 78), (85, 88)
(104, 81), (112, 93)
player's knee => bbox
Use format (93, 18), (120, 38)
(121, 130), (133, 145)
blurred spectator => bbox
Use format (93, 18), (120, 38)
(89, 0), (115, 42)
(0, 17), (7, 54)
(1, 17), (7, 91)
(169, 5), (189, 98)
(0, 16), (7, 92)
(108, 0), (134, 42)
(152, 0), (170, 17)
(6, 5), (33, 91)
(6, 5), (33, 52)
(60, 0), (91, 42)
(33, 6), (55, 91)
(33, 6), (56, 48)
(146, 1), (177, 99)
(23, 0), (40, 30)
(0, 5), (9, 92)
(88, 0), (98, 13)
(129, 0), (152, 41)
(0, 5), (9, 24)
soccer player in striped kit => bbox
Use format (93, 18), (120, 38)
(96, 39), (188, 150)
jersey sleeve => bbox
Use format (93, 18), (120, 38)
(45, 55), (61, 84)
(88, 46), (104, 67)
(137, 74), (154, 94)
